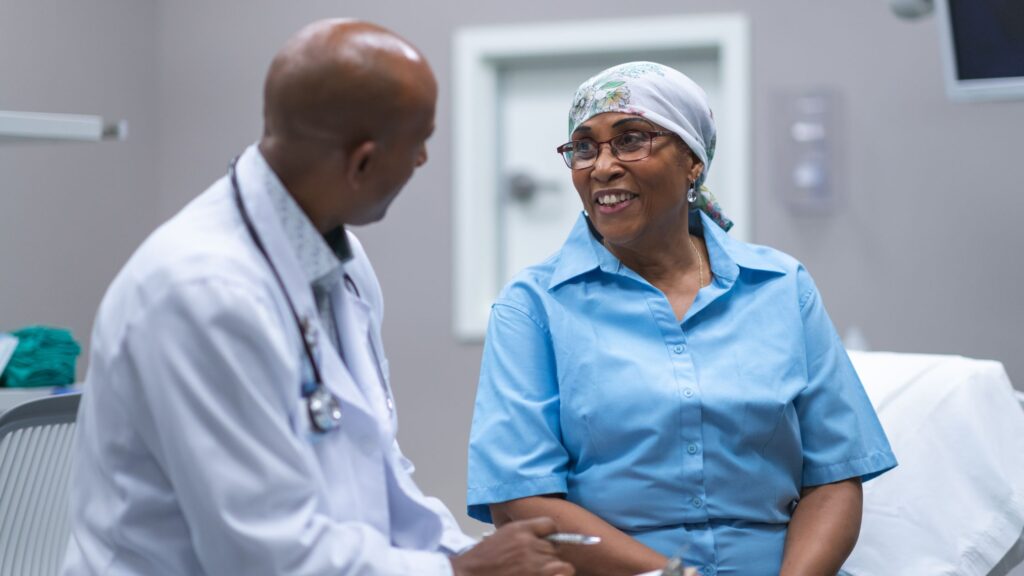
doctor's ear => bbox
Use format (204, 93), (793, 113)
(346, 140), (377, 186)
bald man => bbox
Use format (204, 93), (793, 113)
(62, 19), (574, 576)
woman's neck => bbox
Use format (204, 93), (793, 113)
(605, 224), (704, 286)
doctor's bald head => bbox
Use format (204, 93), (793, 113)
(258, 19), (438, 230)
(262, 19), (435, 147)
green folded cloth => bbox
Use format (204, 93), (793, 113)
(0, 325), (81, 388)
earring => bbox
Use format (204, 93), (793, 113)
(687, 182), (698, 203)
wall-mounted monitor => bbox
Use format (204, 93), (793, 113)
(936, 0), (1024, 101)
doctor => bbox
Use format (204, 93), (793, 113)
(62, 19), (574, 576)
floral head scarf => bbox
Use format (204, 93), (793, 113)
(568, 61), (733, 231)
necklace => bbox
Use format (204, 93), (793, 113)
(687, 234), (704, 290)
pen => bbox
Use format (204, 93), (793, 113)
(545, 533), (601, 545)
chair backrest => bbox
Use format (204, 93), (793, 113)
(0, 393), (81, 576)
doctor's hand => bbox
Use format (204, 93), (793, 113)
(450, 517), (575, 576)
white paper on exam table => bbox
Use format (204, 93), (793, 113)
(844, 351), (1024, 575)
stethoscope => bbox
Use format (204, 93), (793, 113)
(229, 158), (343, 434)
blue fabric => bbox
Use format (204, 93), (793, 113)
(467, 210), (897, 576)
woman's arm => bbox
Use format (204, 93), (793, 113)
(779, 478), (863, 576)
(491, 495), (667, 576)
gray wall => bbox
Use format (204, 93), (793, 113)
(1, 0), (159, 367)
(3, 0), (1023, 535)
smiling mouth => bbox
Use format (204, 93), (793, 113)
(595, 192), (638, 207)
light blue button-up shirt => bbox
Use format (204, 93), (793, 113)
(467, 211), (896, 575)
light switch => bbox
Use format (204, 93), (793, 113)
(773, 91), (841, 214)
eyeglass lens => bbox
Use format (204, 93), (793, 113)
(561, 131), (655, 169)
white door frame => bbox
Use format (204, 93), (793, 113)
(453, 13), (751, 340)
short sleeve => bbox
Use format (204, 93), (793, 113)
(795, 266), (898, 487)
(466, 301), (569, 523)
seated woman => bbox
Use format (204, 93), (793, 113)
(466, 62), (897, 576)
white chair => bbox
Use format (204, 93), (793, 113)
(0, 393), (81, 576)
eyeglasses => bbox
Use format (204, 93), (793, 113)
(556, 130), (676, 170)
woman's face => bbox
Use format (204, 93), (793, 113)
(570, 112), (704, 252)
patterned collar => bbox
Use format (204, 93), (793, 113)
(251, 148), (352, 288)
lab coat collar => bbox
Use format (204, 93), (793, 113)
(234, 145), (378, 425)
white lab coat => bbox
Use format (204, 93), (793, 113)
(62, 147), (475, 576)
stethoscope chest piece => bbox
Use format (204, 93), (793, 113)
(308, 384), (343, 433)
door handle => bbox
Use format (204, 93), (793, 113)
(506, 171), (560, 204)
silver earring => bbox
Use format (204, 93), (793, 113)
(687, 183), (698, 203)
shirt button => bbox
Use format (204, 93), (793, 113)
(687, 443), (699, 455)
(704, 566), (717, 576)
(683, 388), (694, 398)
(673, 344), (685, 354)
(692, 497), (703, 508)
(386, 396), (394, 411)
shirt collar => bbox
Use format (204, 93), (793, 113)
(252, 148), (352, 287)
(548, 210), (784, 290)
(696, 209), (786, 280)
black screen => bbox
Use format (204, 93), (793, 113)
(948, 0), (1024, 81)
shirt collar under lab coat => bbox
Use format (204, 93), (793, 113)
(253, 147), (352, 288)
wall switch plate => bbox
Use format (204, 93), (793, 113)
(773, 90), (842, 214)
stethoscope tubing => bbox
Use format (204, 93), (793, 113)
(229, 158), (340, 433)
